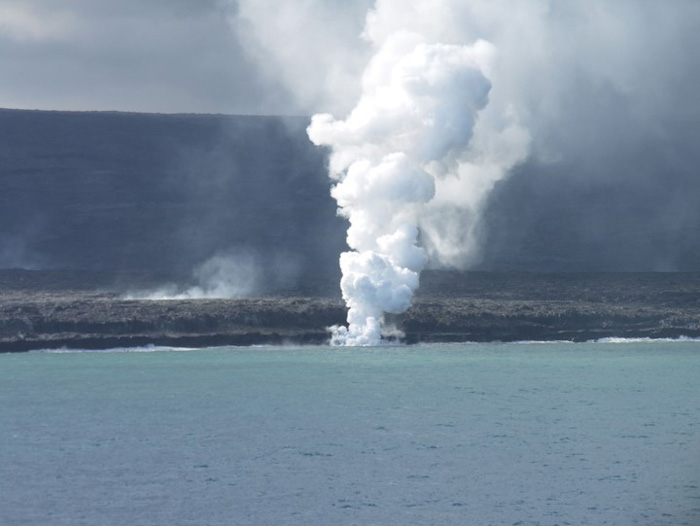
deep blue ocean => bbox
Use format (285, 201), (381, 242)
(2, 341), (699, 526)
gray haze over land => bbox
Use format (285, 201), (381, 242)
(1, 0), (700, 291)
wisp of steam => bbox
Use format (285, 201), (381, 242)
(125, 252), (259, 300)
(308, 31), (527, 344)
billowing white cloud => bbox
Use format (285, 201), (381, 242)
(306, 13), (528, 344)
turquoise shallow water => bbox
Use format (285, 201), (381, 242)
(1, 341), (699, 526)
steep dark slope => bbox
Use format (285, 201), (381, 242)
(0, 109), (345, 293)
(2, 107), (700, 295)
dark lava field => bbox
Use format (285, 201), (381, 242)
(2, 269), (699, 351)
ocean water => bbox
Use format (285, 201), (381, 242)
(1, 341), (699, 526)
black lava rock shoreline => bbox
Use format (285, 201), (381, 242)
(1, 270), (700, 352)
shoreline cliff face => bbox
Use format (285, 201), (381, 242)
(2, 270), (699, 352)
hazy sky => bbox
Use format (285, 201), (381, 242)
(3, 0), (699, 122)
(0, 0), (299, 114)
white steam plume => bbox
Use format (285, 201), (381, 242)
(304, 8), (529, 344)
(232, 0), (534, 344)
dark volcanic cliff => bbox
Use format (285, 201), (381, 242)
(3, 108), (700, 289)
(0, 108), (345, 292)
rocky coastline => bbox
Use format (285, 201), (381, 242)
(2, 270), (699, 352)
